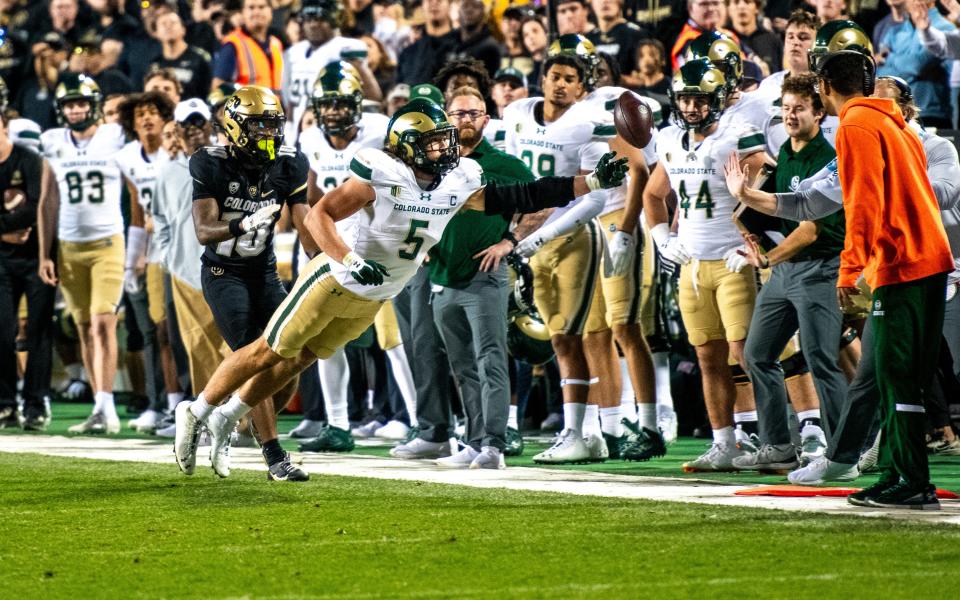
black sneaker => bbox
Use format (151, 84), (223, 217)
(21, 409), (48, 431)
(866, 481), (940, 511)
(623, 427), (667, 462)
(847, 476), (899, 507)
(504, 427), (524, 456)
(267, 452), (310, 482)
(0, 405), (19, 428)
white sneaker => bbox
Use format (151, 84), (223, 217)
(583, 433), (609, 462)
(858, 431), (881, 473)
(206, 408), (235, 478)
(155, 423), (176, 438)
(390, 437), (452, 459)
(129, 409), (162, 434)
(104, 413), (121, 434)
(731, 443), (799, 472)
(68, 412), (106, 434)
(533, 429), (591, 464)
(174, 401), (202, 475)
(287, 419), (324, 439)
(435, 446), (479, 468)
(657, 406), (678, 445)
(375, 419), (411, 440)
(799, 424), (827, 466)
(788, 456), (859, 485)
(735, 429), (760, 454)
(682, 442), (745, 472)
(352, 420), (383, 438)
(470, 446), (506, 470)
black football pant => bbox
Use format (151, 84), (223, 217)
(200, 263), (287, 351)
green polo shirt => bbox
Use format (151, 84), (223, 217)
(775, 131), (845, 262)
(429, 138), (535, 288)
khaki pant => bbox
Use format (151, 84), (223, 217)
(374, 300), (402, 350)
(146, 262), (166, 324)
(530, 221), (602, 336)
(170, 276), (230, 391)
(58, 234), (124, 324)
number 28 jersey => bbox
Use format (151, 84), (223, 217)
(657, 122), (765, 259)
(190, 145), (309, 270)
(333, 148), (485, 300)
(41, 123), (126, 242)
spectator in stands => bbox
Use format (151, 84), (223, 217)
(878, 0), (955, 129)
(491, 68), (529, 118)
(361, 34), (397, 95)
(500, 4), (536, 76)
(35, 0), (89, 47)
(451, 0), (501, 82)
(631, 39), (670, 116)
(212, 0), (283, 91)
(14, 32), (67, 130)
(556, 0), (591, 35)
(813, 0), (846, 23)
(187, 0), (224, 56)
(588, 0), (650, 88)
(671, 0), (733, 69)
(384, 83), (410, 117)
(148, 10), (213, 100)
(727, 0), (783, 75)
(66, 32), (135, 97)
(397, 0), (457, 84)
(434, 57), (492, 102)
(521, 15), (549, 84)
(144, 68), (183, 105)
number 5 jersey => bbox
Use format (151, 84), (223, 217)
(41, 123), (126, 242)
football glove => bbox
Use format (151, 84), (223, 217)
(343, 251), (389, 286)
(123, 267), (142, 295)
(241, 204), (281, 233)
(607, 230), (636, 276)
(724, 246), (749, 273)
(585, 151), (629, 191)
(650, 223), (691, 267)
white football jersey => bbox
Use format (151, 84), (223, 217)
(115, 140), (164, 263)
(281, 37), (368, 144)
(9, 117), (42, 154)
(483, 117), (508, 151)
(657, 122), (765, 259)
(718, 91), (772, 135)
(503, 97), (610, 226)
(42, 123), (126, 242)
(333, 148), (485, 299)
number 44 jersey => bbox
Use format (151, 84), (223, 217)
(657, 122), (766, 260)
(42, 123), (126, 243)
(189, 145), (309, 270)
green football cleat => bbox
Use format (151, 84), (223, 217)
(505, 427), (524, 456)
(622, 427), (667, 462)
(299, 425), (355, 452)
(603, 432), (628, 460)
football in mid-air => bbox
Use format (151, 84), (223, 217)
(613, 91), (654, 149)
(4, 188), (25, 211)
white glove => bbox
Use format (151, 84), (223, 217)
(650, 223), (691, 266)
(608, 230), (636, 276)
(724, 246), (750, 273)
(241, 204), (281, 233)
(514, 234), (546, 258)
(123, 267), (142, 294)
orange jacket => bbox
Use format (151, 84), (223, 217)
(224, 28), (283, 89)
(835, 97), (953, 289)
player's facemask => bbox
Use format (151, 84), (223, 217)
(408, 127), (461, 176)
(316, 96), (361, 136)
(237, 115), (285, 163)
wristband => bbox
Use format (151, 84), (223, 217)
(501, 231), (518, 246)
(228, 218), (245, 238)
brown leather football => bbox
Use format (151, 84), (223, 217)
(613, 91), (654, 149)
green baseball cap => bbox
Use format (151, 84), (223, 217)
(409, 83), (445, 106)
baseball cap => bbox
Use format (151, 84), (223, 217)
(174, 98), (212, 124)
(741, 60), (764, 86)
(386, 83), (410, 102)
(503, 4), (536, 19)
(494, 67), (527, 88)
(409, 83), (444, 106)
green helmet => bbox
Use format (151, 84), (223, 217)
(55, 73), (102, 131)
(685, 31), (742, 92)
(386, 98), (460, 176)
(222, 85), (286, 164)
(311, 61), (363, 136)
(668, 58), (727, 132)
(808, 19), (874, 75)
(547, 33), (600, 90)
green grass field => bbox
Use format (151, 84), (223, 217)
(2, 451), (959, 599)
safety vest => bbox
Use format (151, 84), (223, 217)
(224, 27), (283, 89)
(670, 22), (740, 71)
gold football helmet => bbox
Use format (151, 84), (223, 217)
(222, 85), (285, 163)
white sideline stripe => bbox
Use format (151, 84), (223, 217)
(895, 403), (926, 413)
(1, 435), (958, 525)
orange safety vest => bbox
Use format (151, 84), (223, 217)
(670, 22), (740, 71)
(224, 28), (283, 89)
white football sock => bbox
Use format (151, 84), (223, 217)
(386, 344), (417, 427)
(220, 394), (253, 421)
(562, 402), (586, 435)
(599, 406), (623, 437)
(713, 425), (736, 447)
(797, 409), (821, 422)
(508, 405), (519, 430)
(95, 391), (116, 418)
(638, 402), (657, 431)
(582, 404), (600, 438)
(190, 392), (216, 421)
(618, 358), (637, 423)
(653, 351), (673, 409)
(167, 392), (184, 412)
(318, 348), (351, 430)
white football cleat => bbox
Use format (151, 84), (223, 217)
(583, 433), (609, 462)
(206, 407), (235, 478)
(129, 409), (162, 434)
(351, 420), (383, 438)
(390, 437), (452, 459)
(657, 405), (678, 445)
(68, 412), (105, 434)
(470, 446), (506, 470)
(174, 401), (202, 475)
(435, 445), (479, 468)
(287, 419), (324, 439)
(375, 419), (411, 440)
(799, 424), (827, 467)
(532, 429), (591, 464)
(682, 442), (745, 472)
(788, 456), (859, 485)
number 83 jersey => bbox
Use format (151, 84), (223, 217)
(41, 123), (126, 243)
(657, 122), (765, 259)
(190, 145), (309, 270)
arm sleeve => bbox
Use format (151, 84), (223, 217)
(835, 124), (882, 287)
(917, 24), (960, 59)
(482, 176), (577, 216)
(280, 151), (310, 206)
(926, 136), (960, 211)
(528, 192), (607, 242)
(774, 190), (843, 221)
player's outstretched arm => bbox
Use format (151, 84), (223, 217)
(723, 152), (778, 216)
